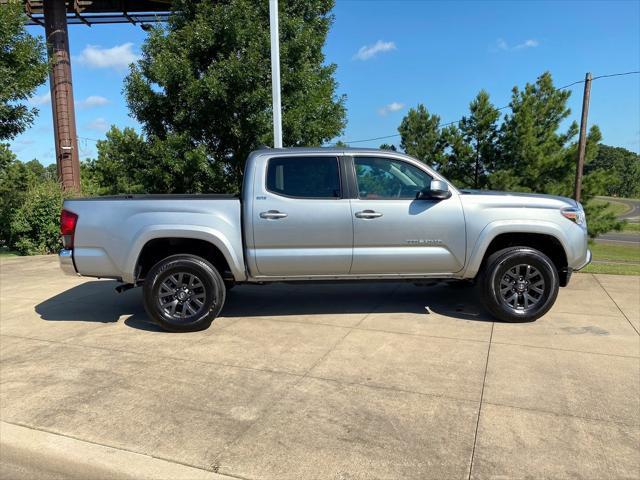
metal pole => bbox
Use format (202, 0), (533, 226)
(574, 72), (592, 203)
(43, 0), (80, 191)
(269, 0), (283, 148)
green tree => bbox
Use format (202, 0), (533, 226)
(492, 72), (578, 194)
(440, 124), (474, 187)
(398, 105), (473, 187)
(84, 127), (148, 195)
(333, 140), (349, 148)
(1, 151), (43, 239)
(490, 72), (618, 237)
(123, 0), (346, 191)
(0, 1), (48, 141)
(0, 152), (59, 248)
(85, 126), (228, 194)
(379, 143), (397, 151)
(399, 104), (447, 170)
(459, 90), (500, 188)
(587, 144), (640, 198)
(9, 178), (69, 255)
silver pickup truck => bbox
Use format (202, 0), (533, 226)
(59, 147), (591, 331)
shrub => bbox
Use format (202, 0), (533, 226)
(9, 179), (69, 255)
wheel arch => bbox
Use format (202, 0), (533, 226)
(465, 222), (571, 286)
(125, 227), (246, 284)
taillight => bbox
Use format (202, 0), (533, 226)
(60, 209), (78, 249)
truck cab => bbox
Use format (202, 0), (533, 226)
(243, 149), (466, 279)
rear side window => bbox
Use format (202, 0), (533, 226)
(266, 157), (341, 198)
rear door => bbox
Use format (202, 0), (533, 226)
(251, 155), (353, 276)
(350, 156), (466, 275)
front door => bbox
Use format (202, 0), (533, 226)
(350, 156), (466, 275)
(251, 155), (353, 276)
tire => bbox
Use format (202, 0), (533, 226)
(479, 247), (559, 323)
(143, 254), (226, 332)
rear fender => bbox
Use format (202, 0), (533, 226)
(123, 225), (246, 284)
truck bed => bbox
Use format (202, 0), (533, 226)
(64, 195), (244, 283)
(67, 194), (239, 201)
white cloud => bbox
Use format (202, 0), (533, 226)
(353, 40), (396, 61)
(77, 95), (109, 109)
(86, 117), (109, 133)
(75, 43), (139, 70)
(378, 101), (405, 116)
(28, 91), (51, 106)
(514, 39), (539, 50)
(494, 38), (539, 52)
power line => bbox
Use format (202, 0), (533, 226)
(77, 136), (100, 143)
(337, 70), (640, 146)
(592, 70), (639, 80)
(74, 71), (640, 147)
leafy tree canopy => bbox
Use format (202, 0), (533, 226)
(399, 104), (447, 169)
(459, 90), (500, 188)
(379, 143), (397, 151)
(587, 144), (640, 198)
(123, 0), (346, 191)
(0, 1), (48, 141)
(492, 71), (579, 194)
(0, 149), (58, 248)
(397, 72), (622, 237)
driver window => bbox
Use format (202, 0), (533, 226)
(354, 157), (432, 200)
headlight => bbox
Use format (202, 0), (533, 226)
(561, 205), (586, 225)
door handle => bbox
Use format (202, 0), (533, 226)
(355, 210), (383, 219)
(260, 210), (288, 219)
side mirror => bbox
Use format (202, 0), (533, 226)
(416, 180), (451, 200)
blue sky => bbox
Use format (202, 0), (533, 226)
(10, 0), (640, 165)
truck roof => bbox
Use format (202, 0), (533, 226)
(251, 146), (397, 156)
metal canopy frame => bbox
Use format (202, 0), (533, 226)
(2, 0), (174, 190)
(10, 1), (173, 26)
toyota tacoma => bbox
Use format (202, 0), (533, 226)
(59, 148), (591, 331)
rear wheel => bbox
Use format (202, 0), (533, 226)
(143, 254), (226, 332)
(479, 247), (559, 322)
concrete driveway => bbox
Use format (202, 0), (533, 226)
(1, 255), (639, 480)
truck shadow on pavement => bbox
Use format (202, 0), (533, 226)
(35, 280), (493, 332)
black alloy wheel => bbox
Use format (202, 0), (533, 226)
(143, 254), (226, 332)
(480, 247), (559, 322)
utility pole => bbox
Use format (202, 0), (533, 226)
(574, 72), (592, 203)
(44, 0), (81, 191)
(269, 0), (283, 148)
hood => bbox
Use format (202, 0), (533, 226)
(458, 189), (580, 212)
(459, 189), (578, 207)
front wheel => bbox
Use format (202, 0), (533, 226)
(479, 247), (559, 323)
(143, 254), (226, 332)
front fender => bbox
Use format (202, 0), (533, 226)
(462, 220), (571, 279)
(122, 225), (246, 283)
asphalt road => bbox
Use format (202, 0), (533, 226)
(596, 232), (640, 245)
(595, 197), (640, 245)
(615, 197), (640, 221)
